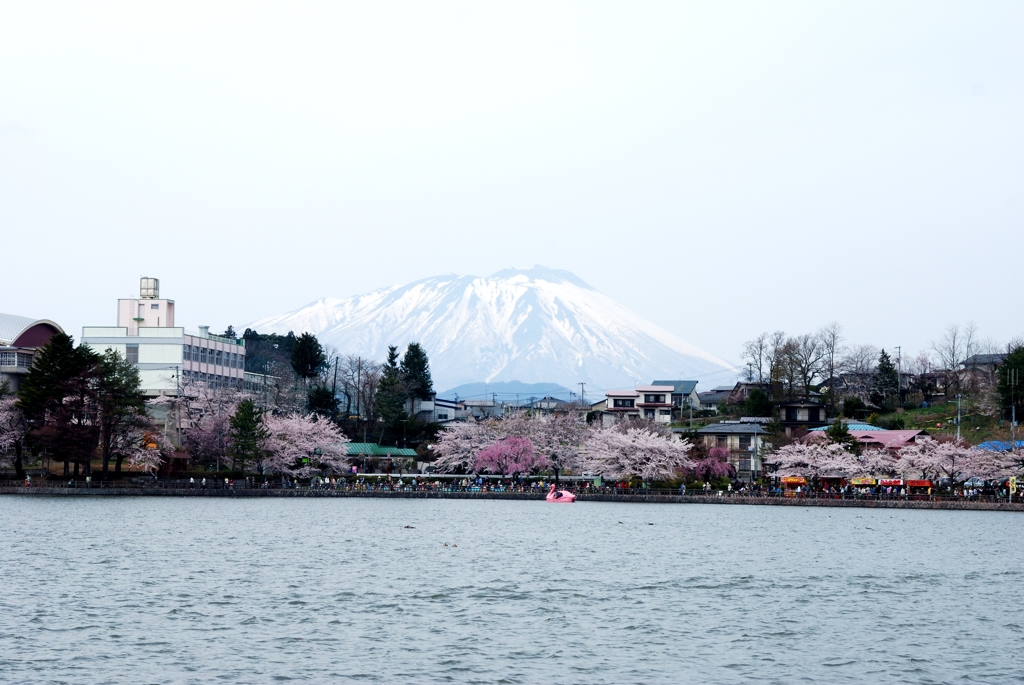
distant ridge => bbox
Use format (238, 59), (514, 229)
(440, 381), (575, 403)
(247, 266), (736, 390)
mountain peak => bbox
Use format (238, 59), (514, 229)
(487, 265), (595, 290)
(247, 269), (734, 390)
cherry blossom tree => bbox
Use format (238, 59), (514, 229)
(992, 448), (1024, 480)
(857, 447), (905, 478)
(262, 412), (350, 477)
(121, 427), (174, 474)
(770, 443), (859, 479)
(177, 380), (244, 470)
(432, 420), (499, 473)
(107, 405), (174, 474)
(475, 436), (549, 475)
(580, 427), (692, 481)
(689, 446), (736, 481)
(896, 437), (999, 488)
(0, 396), (28, 479)
(529, 410), (588, 481)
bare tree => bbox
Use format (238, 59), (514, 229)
(742, 332), (769, 384)
(818, 322), (844, 411)
(776, 338), (802, 400)
(932, 322), (979, 393)
(841, 344), (880, 375)
(790, 333), (825, 399)
(905, 351), (933, 377)
(764, 330), (787, 397)
(338, 355), (383, 425)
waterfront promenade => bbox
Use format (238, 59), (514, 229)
(2, 483), (1022, 511)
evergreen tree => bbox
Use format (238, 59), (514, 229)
(400, 342), (433, 401)
(307, 385), (340, 420)
(870, 349), (899, 410)
(824, 419), (859, 454)
(374, 345), (407, 434)
(290, 332), (327, 383)
(17, 333), (101, 476)
(242, 329), (295, 375)
(997, 345), (1024, 423)
(96, 349), (148, 479)
(743, 388), (773, 417)
(229, 399), (267, 473)
(842, 396), (866, 418)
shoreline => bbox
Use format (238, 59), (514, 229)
(1, 487), (1021, 511)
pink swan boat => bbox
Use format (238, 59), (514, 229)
(546, 485), (576, 503)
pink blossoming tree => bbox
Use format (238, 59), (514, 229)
(0, 396), (28, 479)
(770, 443), (860, 479)
(689, 446), (736, 481)
(474, 436), (549, 476)
(896, 437), (999, 487)
(580, 427), (692, 481)
(431, 420), (500, 473)
(262, 412), (350, 477)
(174, 379), (246, 470)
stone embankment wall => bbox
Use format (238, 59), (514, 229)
(1, 487), (1022, 512)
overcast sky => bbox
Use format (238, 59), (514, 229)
(2, 2), (1021, 365)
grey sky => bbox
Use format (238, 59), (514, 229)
(2, 2), (1021, 366)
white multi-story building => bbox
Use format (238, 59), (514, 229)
(82, 277), (245, 398)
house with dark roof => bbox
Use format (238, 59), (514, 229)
(695, 421), (768, 480)
(775, 400), (829, 435)
(650, 380), (699, 419)
(963, 352), (1007, 388)
(697, 389), (731, 413)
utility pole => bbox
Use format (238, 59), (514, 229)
(579, 382), (586, 410)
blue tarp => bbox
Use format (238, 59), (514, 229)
(977, 440), (1024, 452)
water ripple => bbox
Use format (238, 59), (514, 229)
(0, 498), (1021, 683)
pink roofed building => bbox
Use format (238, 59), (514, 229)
(803, 429), (925, 450)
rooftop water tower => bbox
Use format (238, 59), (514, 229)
(140, 277), (160, 299)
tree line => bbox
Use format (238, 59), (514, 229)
(741, 321), (1024, 420)
(0, 333), (168, 481)
(0, 328), (443, 480)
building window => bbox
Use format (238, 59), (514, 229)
(613, 398), (635, 408)
(659, 409), (671, 416)
(717, 435), (727, 448)
(437, 413), (449, 420)
(739, 435), (751, 450)
(126, 345), (139, 364)
(150, 303), (159, 309)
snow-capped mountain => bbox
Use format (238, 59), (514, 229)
(247, 266), (735, 392)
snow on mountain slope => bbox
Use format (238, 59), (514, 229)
(247, 266), (736, 391)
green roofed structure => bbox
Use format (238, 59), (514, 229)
(345, 443), (418, 457)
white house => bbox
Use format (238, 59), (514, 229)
(600, 385), (674, 425)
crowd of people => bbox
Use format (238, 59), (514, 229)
(6, 472), (1019, 503)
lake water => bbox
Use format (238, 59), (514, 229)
(1, 497), (1022, 684)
